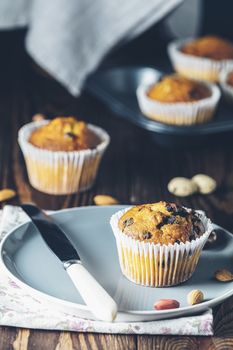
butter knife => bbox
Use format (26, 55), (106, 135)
(21, 204), (117, 322)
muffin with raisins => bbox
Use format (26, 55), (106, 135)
(168, 36), (233, 82)
(18, 117), (110, 194)
(110, 201), (212, 287)
(136, 75), (220, 125)
(220, 67), (233, 103)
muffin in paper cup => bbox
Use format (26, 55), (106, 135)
(136, 79), (220, 125)
(219, 66), (233, 103)
(110, 205), (213, 287)
(168, 38), (233, 83)
(18, 120), (110, 195)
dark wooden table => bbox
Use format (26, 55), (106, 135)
(0, 30), (233, 349)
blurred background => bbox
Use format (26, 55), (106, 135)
(0, 0), (233, 98)
(0, 0), (232, 222)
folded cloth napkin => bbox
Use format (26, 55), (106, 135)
(0, 205), (213, 335)
(0, 0), (183, 96)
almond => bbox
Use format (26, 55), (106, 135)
(154, 299), (180, 310)
(214, 269), (233, 282)
(191, 174), (217, 194)
(93, 195), (119, 206)
(187, 289), (204, 305)
(32, 113), (45, 122)
(0, 189), (16, 202)
(168, 177), (197, 197)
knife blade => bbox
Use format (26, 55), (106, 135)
(21, 204), (117, 322)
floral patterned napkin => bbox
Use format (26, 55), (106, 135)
(0, 205), (213, 335)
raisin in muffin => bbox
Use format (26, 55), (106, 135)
(168, 36), (233, 82)
(110, 202), (212, 287)
(18, 117), (110, 194)
(136, 75), (220, 125)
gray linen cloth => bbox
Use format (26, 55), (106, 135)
(0, 0), (182, 95)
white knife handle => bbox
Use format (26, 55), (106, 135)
(64, 261), (117, 322)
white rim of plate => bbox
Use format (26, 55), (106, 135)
(0, 205), (233, 318)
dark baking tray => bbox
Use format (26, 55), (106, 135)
(85, 66), (233, 147)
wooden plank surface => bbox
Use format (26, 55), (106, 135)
(0, 30), (233, 349)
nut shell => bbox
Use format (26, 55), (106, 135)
(168, 177), (197, 197)
(187, 289), (204, 305)
(191, 174), (217, 194)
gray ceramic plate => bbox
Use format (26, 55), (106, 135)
(1, 205), (233, 322)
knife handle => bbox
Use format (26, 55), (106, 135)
(65, 261), (117, 322)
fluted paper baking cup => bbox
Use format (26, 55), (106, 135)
(136, 80), (220, 125)
(219, 66), (233, 103)
(168, 38), (233, 82)
(110, 207), (212, 287)
(18, 120), (110, 194)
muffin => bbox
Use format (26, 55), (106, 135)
(181, 36), (233, 61)
(220, 67), (233, 103)
(227, 72), (233, 86)
(110, 202), (212, 287)
(29, 117), (101, 151)
(136, 75), (220, 125)
(168, 36), (233, 82)
(18, 117), (110, 194)
(147, 75), (211, 103)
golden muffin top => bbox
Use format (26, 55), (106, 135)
(227, 72), (233, 87)
(118, 201), (205, 245)
(29, 117), (101, 151)
(181, 36), (233, 60)
(147, 75), (211, 103)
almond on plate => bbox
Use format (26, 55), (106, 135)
(154, 299), (180, 310)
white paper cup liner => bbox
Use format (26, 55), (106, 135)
(219, 66), (233, 103)
(136, 79), (220, 125)
(18, 120), (110, 195)
(110, 207), (213, 287)
(168, 38), (233, 82)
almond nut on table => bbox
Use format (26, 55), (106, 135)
(167, 177), (198, 197)
(154, 299), (180, 310)
(0, 189), (16, 202)
(93, 195), (119, 206)
(191, 174), (217, 194)
(187, 289), (204, 305)
(214, 269), (233, 282)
